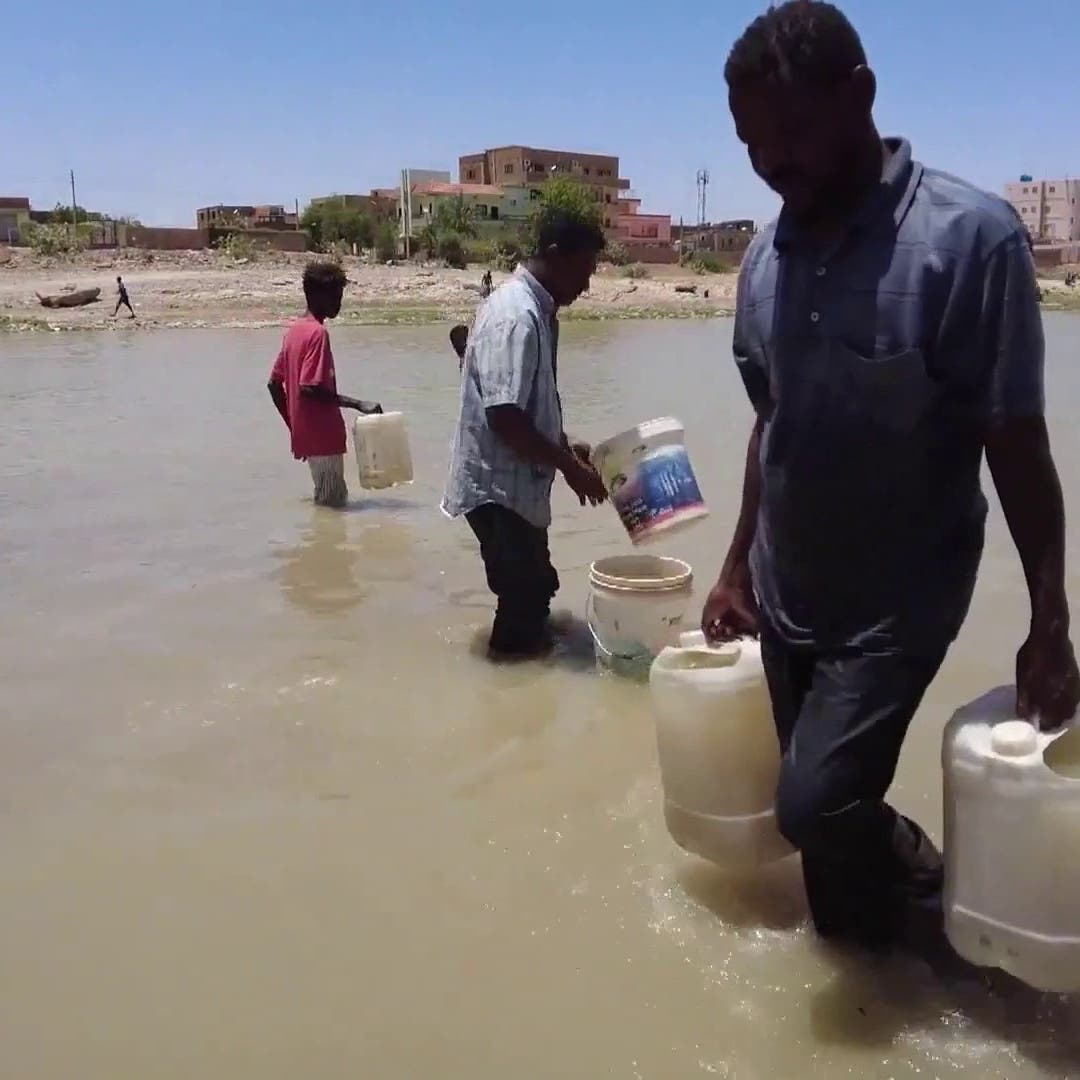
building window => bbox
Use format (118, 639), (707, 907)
(1049, 186), (1056, 193)
(491, 206), (499, 221)
(503, 163), (514, 175)
(584, 167), (591, 176)
(466, 168), (476, 180)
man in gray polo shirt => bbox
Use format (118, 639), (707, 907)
(703, 1), (1080, 954)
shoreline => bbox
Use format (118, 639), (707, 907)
(0, 249), (739, 333)
(2, 248), (1078, 333)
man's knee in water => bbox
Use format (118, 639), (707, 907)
(775, 759), (863, 854)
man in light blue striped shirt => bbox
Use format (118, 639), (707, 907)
(443, 214), (609, 658)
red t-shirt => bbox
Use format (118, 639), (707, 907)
(270, 315), (347, 459)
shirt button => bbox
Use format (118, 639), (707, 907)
(810, 311), (821, 323)
(816, 266), (827, 277)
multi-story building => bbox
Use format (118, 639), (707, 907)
(196, 204), (298, 230)
(1005, 177), (1080, 242)
(459, 146), (630, 230)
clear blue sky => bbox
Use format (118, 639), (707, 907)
(4, 0), (1077, 227)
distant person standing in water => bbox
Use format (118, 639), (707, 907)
(442, 212), (609, 659)
(113, 276), (135, 319)
(480, 269), (493, 298)
(267, 261), (382, 508)
(702, 1), (1078, 957)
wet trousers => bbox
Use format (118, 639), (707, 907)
(761, 631), (947, 949)
(466, 503), (559, 656)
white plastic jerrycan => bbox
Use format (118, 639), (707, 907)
(943, 685), (1080, 992)
(649, 631), (793, 871)
(353, 412), (413, 490)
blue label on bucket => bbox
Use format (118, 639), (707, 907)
(609, 444), (705, 541)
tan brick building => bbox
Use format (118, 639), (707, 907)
(1005, 177), (1080, 242)
(459, 146), (629, 229)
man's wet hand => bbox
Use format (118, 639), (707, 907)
(562, 456), (607, 506)
(701, 567), (759, 644)
(1017, 623), (1080, 731)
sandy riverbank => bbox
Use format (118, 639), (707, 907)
(2, 247), (1077, 333)
(0, 248), (740, 332)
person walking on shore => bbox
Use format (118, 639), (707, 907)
(443, 212), (608, 659)
(267, 261), (382, 509)
(703, 1), (1079, 956)
(113, 275), (135, 319)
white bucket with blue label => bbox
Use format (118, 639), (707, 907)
(592, 418), (708, 546)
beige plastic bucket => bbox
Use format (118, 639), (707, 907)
(587, 555), (693, 675)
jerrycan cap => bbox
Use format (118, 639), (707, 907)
(991, 720), (1039, 758)
(675, 630), (744, 669)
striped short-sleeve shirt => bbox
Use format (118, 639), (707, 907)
(442, 268), (563, 528)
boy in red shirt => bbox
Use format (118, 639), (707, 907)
(267, 261), (381, 507)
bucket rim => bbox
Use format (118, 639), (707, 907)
(594, 417), (685, 457)
(589, 554), (692, 592)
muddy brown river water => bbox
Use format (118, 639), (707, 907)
(3, 317), (1080, 1078)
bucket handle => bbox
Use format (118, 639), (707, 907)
(585, 593), (646, 664)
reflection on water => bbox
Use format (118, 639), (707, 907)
(3, 317), (1080, 1080)
(274, 509), (364, 616)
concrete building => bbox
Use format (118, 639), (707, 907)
(672, 219), (756, 255)
(615, 196), (672, 243)
(1005, 177), (1080, 242)
(459, 146), (630, 230)
(0, 197), (31, 243)
(373, 180), (531, 234)
(196, 204), (298, 230)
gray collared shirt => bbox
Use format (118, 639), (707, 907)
(735, 138), (1045, 652)
(442, 267), (563, 528)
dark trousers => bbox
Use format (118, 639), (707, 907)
(466, 503), (559, 655)
(760, 631), (947, 950)
(114, 296), (134, 317)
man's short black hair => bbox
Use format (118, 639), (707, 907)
(535, 211), (607, 257)
(725, 1), (867, 91)
(302, 259), (347, 298)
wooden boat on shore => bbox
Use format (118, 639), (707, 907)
(35, 287), (101, 309)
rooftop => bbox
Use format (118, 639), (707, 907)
(0, 197), (31, 211)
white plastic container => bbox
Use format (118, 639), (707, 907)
(649, 631), (792, 870)
(353, 412), (413, 490)
(943, 685), (1080, 992)
(587, 555), (693, 676)
(592, 418), (708, 546)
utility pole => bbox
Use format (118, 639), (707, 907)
(70, 169), (78, 237)
(294, 197), (300, 230)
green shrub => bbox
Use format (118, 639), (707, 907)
(683, 250), (741, 275)
(301, 201), (375, 252)
(21, 222), (88, 256)
(215, 232), (261, 261)
(437, 232), (468, 270)
(463, 237), (496, 265)
(374, 220), (398, 262)
(604, 240), (631, 267)
(619, 263), (649, 279)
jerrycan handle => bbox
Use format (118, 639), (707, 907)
(676, 630), (746, 669)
